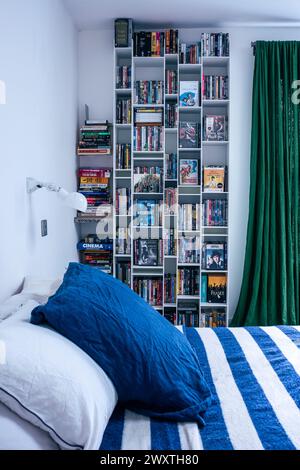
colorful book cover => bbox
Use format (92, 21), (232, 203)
(135, 240), (158, 266)
(205, 243), (225, 270)
(134, 173), (161, 193)
(207, 275), (227, 303)
(180, 159), (199, 185)
(179, 122), (199, 148)
(204, 115), (226, 141)
(179, 81), (199, 107)
(203, 166), (225, 192)
(201, 275), (207, 303)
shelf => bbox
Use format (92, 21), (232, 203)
(179, 63), (202, 71)
(178, 263), (200, 267)
(202, 56), (229, 66)
(78, 153), (112, 157)
(202, 141), (228, 146)
(202, 191), (229, 195)
(165, 94), (178, 99)
(116, 124), (131, 129)
(164, 303), (177, 308)
(177, 295), (200, 300)
(178, 148), (201, 152)
(133, 192), (163, 196)
(75, 217), (109, 224)
(133, 103), (163, 108)
(115, 254), (131, 258)
(165, 128), (178, 132)
(115, 176), (131, 180)
(132, 226), (162, 229)
(115, 88), (132, 95)
(179, 106), (202, 113)
(203, 226), (228, 229)
(133, 151), (164, 154)
(201, 302), (228, 308)
(133, 56), (164, 67)
(203, 99), (230, 107)
(202, 270), (228, 273)
(164, 256), (177, 259)
(133, 266), (163, 270)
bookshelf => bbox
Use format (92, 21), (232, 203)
(112, 29), (230, 329)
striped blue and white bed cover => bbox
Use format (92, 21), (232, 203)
(100, 325), (300, 450)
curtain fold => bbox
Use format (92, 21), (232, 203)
(231, 41), (300, 326)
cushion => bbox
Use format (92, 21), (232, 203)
(0, 300), (117, 450)
(31, 263), (212, 425)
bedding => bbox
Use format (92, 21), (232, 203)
(0, 300), (117, 450)
(31, 263), (212, 425)
(100, 325), (300, 451)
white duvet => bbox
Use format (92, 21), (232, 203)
(0, 300), (118, 450)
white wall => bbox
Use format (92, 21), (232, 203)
(77, 26), (300, 319)
(0, 0), (78, 301)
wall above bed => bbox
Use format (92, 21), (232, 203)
(0, 0), (79, 302)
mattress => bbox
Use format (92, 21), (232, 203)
(0, 401), (58, 450)
(100, 325), (300, 450)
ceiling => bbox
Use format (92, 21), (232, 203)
(63, 0), (300, 31)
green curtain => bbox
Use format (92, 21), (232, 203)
(231, 41), (300, 326)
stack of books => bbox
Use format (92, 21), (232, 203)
(179, 43), (201, 64)
(166, 70), (178, 94)
(133, 166), (163, 193)
(202, 199), (228, 226)
(178, 236), (201, 264)
(203, 75), (229, 100)
(201, 33), (230, 57)
(77, 236), (113, 274)
(164, 274), (176, 304)
(116, 66), (131, 89)
(201, 274), (227, 303)
(133, 239), (163, 266)
(133, 31), (165, 57)
(133, 278), (163, 306)
(177, 267), (200, 296)
(134, 107), (164, 151)
(116, 261), (131, 287)
(78, 122), (112, 156)
(78, 168), (111, 218)
(116, 143), (131, 170)
(134, 80), (163, 104)
(165, 29), (178, 54)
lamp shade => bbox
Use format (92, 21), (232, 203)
(58, 189), (87, 212)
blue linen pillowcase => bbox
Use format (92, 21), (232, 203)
(31, 263), (212, 425)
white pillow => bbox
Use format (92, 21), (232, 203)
(0, 277), (62, 322)
(0, 301), (118, 450)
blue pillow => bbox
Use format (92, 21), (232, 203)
(31, 263), (211, 425)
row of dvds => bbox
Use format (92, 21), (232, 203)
(203, 75), (229, 100)
(116, 98), (132, 124)
(178, 237), (201, 264)
(165, 70), (178, 95)
(116, 188), (131, 215)
(165, 188), (178, 213)
(178, 313), (199, 328)
(116, 66), (131, 90)
(177, 267), (200, 296)
(165, 29), (179, 54)
(165, 103), (178, 128)
(116, 144), (131, 170)
(201, 33), (229, 57)
(134, 107), (163, 125)
(133, 126), (164, 151)
(134, 80), (163, 104)
(164, 274), (176, 304)
(179, 43), (201, 64)
(133, 278), (163, 306)
(202, 199), (228, 226)
(178, 204), (201, 231)
(134, 200), (163, 227)
(116, 228), (131, 255)
(133, 31), (165, 57)
(165, 153), (177, 180)
(133, 239), (163, 266)
(115, 261), (131, 287)
(133, 167), (163, 193)
(200, 310), (226, 328)
(164, 228), (177, 256)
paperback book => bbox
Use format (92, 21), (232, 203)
(207, 275), (227, 303)
(180, 159), (199, 185)
(179, 81), (199, 107)
(204, 115), (227, 141)
(179, 122), (200, 148)
(203, 166), (225, 192)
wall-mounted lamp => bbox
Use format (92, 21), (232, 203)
(27, 178), (87, 212)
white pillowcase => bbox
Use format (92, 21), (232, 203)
(0, 301), (118, 450)
(0, 277), (62, 322)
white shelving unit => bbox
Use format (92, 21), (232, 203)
(113, 29), (230, 328)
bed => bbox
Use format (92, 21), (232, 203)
(1, 289), (300, 450)
(100, 325), (300, 451)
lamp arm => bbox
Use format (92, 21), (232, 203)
(27, 177), (61, 194)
